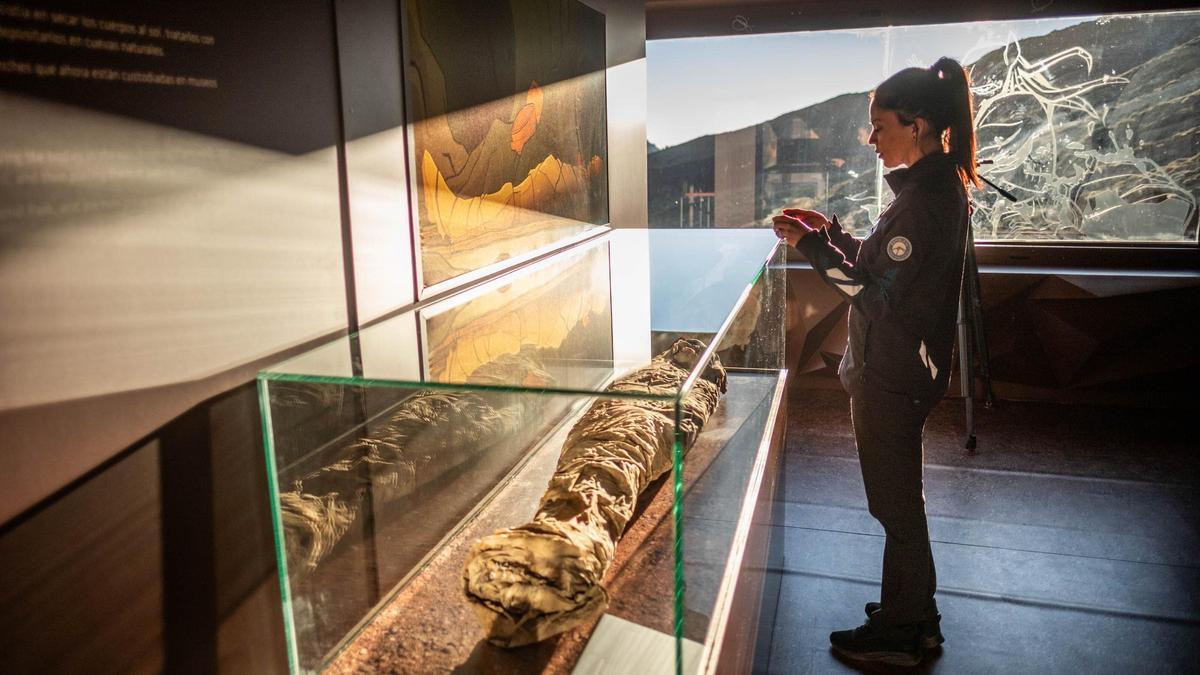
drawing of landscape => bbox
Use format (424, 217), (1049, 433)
(405, 0), (609, 289)
(421, 242), (612, 390)
(648, 13), (1199, 242)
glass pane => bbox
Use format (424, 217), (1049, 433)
(264, 382), (582, 672)
(648, 29), (889, 231)
(649, 228), (781, 334)
(266, 229), (781, 396)
(676, 242), (787, 671)
(649, 10), (1200, 244)
(886, 11), (1200, 243)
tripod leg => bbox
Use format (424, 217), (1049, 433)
(957, 279), (977, 452)
(965, 238), (996, 408)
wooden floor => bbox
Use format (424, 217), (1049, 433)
(754, 387), (1200, 674)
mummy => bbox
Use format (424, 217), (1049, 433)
(462, 338), (727, 647)
(279, 347), (553, 572)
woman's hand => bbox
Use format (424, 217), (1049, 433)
(772, 208), (828, 247)
(783, 208), (831, 229)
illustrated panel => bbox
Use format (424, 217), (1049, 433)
(404, 0), (610, 292)
(421, 239), (614, 393)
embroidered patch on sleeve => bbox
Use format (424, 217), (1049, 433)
(887, 236), (912, 261)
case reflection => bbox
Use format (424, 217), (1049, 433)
(264, 238), (614, 670)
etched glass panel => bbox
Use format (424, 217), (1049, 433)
(648, 10), (1200, 243)
(887, 11), (1200, 242)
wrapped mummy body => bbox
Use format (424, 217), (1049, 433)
(279, 347), (553, 571)
(463, 338), (727, 647)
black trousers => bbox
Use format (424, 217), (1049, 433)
(850, 385), (939, 628)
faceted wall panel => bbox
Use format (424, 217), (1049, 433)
(787, 267), (1200, 404)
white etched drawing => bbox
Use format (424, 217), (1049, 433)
(971, 38), (1197, 241)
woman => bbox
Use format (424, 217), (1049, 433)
(772, 56), (980, 666)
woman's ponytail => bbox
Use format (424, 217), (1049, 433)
(929, 56), (980, 189)
(873, 56), (980, 190)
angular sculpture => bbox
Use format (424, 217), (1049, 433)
(462, 338), (727, 647)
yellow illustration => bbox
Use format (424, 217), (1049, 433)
(421, 150), (601, 241)
(510, 81), (543, 154)
(405, 0), (608, 287)
(424, 245), (610, 385)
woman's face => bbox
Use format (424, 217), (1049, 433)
(868, 102), (919, 169)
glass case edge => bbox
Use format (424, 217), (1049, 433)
(256, 376), (302, 675)
(672, 396), (686, 675)
(692, 369), (789, 675)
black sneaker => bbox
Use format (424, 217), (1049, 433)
(865, 602), (945, 649)
(829, 621), (923, 667)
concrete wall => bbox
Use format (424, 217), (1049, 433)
(594, 0), (649, 229)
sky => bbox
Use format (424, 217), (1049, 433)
(647, 16), (1095, 149)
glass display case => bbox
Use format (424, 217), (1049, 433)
(258, 228), (787, 674)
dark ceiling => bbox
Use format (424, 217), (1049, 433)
(646, 0), (1200, 39)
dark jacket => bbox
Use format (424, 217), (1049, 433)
(794, 152), (970, 399)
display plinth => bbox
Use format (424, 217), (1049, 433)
(258, 229), (787, 674)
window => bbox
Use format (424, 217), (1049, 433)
(648, 10), (1200, 244)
